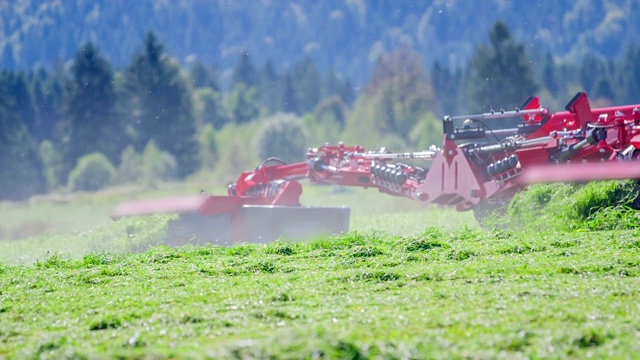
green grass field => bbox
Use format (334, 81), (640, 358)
(1, 182), (640, 358)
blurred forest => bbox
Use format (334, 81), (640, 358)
(2, 0), (640, 201)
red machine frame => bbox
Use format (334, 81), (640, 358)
(112, 92), (640, 242)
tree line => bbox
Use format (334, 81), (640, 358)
(2, 22), (640, 201)
(4, 1), (639, 87)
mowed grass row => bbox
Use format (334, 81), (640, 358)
(2, 181), (640, 358)
(1, 226), (640, 358)
(0, 183), (475, 265)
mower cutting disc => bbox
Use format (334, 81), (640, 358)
(165, 205), (350, 246)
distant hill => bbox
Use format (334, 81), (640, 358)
(1, 0), (638, 86)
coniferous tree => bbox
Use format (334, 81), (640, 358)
(62, 43), (124, 174)
(280, 73), (298, 114)
(579, 54), (607, 95)
(621, 45), (640, 104)
(231, 50), (258, 89)
(258, 60), (279, 114)
(0, 72), (46, 200)
(431, 61), (461, 116)
(323, 67), (355, 106)
(4, 72), (36, 141)
(593, 77), (615, 102)
(124, 32), (200, 176)
(365, 47), (437, 136)
(324, 67), (339, 100)
(541, 53), (560, 97)
(193, 87), (228, 129)
(32, 66), (66, 186)
(31, 78), (50, 141)
(189, 61), (220, 91)
(291, 55), (322, 114)
(226, 83), (260, 123)
(37, 62), (67, 143)
(337, 76), (355, 106)
(466, 21), (538, 113)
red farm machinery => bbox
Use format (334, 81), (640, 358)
(112, 92), (640, 244)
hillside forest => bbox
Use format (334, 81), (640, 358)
(2, 17), (640, 201)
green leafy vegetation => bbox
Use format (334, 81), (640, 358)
(254, 113), (309, 164)
(3, 6), (640, 203)
(2, 3), (640, 357)
(505, 180), (640, 232)
(1, 223), (639, 358)
(67, 152), (116, 192)
(466, 21), (538, 113)
(2, 1), (638, 85)
(2, 165), (640, 358)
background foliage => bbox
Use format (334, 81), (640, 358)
(2, 1), (640, 202)
(2, 1), (638, 85)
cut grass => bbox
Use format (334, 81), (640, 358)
(0, 183), (475, 265)
(0, 181), (225, 242)
(2, 180), (640, 357)
(504, 180), (640, 231)
(1, 228), (639, 358)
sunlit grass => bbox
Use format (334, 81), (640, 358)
(0, 181), (475, 265)
(504, 180), (640, 232)
(1, 227), (639, 358)
(1, 180), (640, 357)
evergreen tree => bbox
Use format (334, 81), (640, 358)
(4, 72), (36, 141)
(579, 54), (606, 95)
(323, 68), (354, 106)
(291, 55), (322, 114)
(34, 62), (66, 143)
(0, 72), (46, 200)
(193, 87), (228, 129)
(324, 67), (339, 99)
(431, 61), (461, 116)
(31, 78), (49, 141)
(593, 77), (615, 102)
(226, 83), (260, 123)
(541, 53), (560, 97)
(124, 32), (200, 176)
(231, 50), (258, 89)
(280, 73), (298, 114)
(621, 45), (640, 104)
(466, 21), (538, 113)
(189, 61), (220, 91)
(337, 76), (355, 106)
(62, 42), (124, 173)
(258, 60), (279, 114)
(33, 66), (66, 185)
(227, 50), (261, 122)
(365, 47), (437, 136)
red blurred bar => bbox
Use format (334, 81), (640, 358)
(518, 161), (640, 184)
(110, 195), (211, 219)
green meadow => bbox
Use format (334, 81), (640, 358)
(1, 181), (640, 358)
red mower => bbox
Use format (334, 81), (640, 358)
(112, 92), (640, 244)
